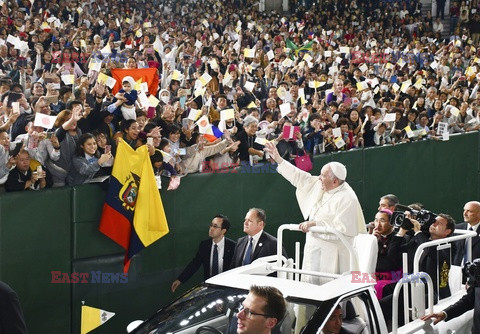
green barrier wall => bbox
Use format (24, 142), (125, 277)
(0, 132), (479, 333)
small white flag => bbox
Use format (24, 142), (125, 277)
(34, 113), (57, 129)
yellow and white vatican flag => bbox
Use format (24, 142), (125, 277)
(81, 304), (115, 334)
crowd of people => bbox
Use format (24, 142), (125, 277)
(1, 0), (480, 191)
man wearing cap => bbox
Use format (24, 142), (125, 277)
(264, 142), (366, 284)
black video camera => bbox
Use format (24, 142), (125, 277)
(463, 259), (480, 288)
(391, 204), (437, 230)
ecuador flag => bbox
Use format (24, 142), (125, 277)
(111, 68), (159, 96)
(99, 139), (169, 272)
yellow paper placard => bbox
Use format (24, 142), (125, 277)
(148, 95), (159, 108)
(171, 70), (182, 81)
(243, 48), (255, 58)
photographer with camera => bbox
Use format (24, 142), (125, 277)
(397, 213), (456, 300)
(380, 212), (456, 326)
(422, 258), (480, 333)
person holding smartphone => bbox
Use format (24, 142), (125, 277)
(5, 150), (49, 191)
(66, 133), (113, 186)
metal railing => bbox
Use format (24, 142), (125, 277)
(413, 229), (478, 274)
(275, 224), (358, 279)
(394, 229), (477, 328)
(392, 272), (434, 334)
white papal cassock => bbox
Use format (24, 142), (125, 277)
(277, 160), (366, 284)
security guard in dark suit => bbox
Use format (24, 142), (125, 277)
(171, 214), (236, 292)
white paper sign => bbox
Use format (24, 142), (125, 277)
(267, 50), (274, 60)
(138, 91), (150, 108)
(244, 81), (255, 92)
(334, 137), (345, 148)
(383, 113), (396, 122)
(11, 102), (20, 115)
(437, 122), (448, 135)
(332, 127), (342, 138)
(220, 109), (235, 121)
(187, 108), (201, 121)
(61, 74), (74, 85)
(359, 63), (368, 73)
(279, 103), (291, 118)
(254, 137), (267, 145)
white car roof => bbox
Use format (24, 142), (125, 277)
(206, 272), (374, 302)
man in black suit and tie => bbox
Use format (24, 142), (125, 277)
(171, 214), (236, 292)
(453, 201), (480, 266)
(231, 208), (284, 268)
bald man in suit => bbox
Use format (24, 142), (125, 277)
(453, 201), (480, 266)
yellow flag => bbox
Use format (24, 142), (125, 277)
(99, 139), (169, 272)
(134, 144), (169, 245)
(81, 305), (115, 334)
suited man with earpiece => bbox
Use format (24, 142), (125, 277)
(231, 208), (286, 268)
(171, 214), (236, 293)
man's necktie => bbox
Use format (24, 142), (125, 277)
(243, 237), (253, 265)
(212, 244), (219, 276)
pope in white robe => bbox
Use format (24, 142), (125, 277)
(265, 142), (366, 285)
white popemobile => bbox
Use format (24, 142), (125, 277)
(127, 224), (476, 334)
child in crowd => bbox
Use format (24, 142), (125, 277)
(114, 76), (140, 120)
(159, 138), (182, 173)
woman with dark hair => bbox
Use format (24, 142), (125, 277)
(114, 119), (141, 149)
(302, 113), (324, 155)
(427, 98), (443, 119)
(66, 133), (113, 186)
(55, 47), (75, 76)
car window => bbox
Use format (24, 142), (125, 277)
(135, 285), (247, 334)
(132, 284), (324, 334)
(309, 292), (381, 334)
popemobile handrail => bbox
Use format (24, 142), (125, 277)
(276, 224), (358, 276)
(391, 272), (434, 334)
(413, 229), (478, 274)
